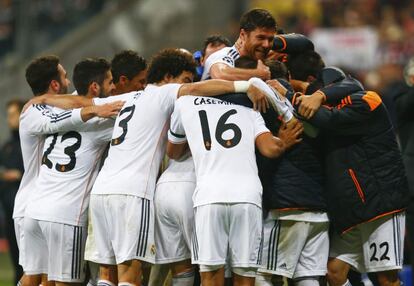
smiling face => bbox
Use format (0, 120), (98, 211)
(240, 27), (275, 60)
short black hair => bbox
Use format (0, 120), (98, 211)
(265, 59), (289, 80)
(202, 35), (231, 55)
(147, 48), (196, 84)
(111, 50), (147, 84)
(240, 9), (277, 32)
(287, 51), (325, 81)
(73, 58), (111, 95)
(25, 55), (60, 96)
(235, 56), (257, 69)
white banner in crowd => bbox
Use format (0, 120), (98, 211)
(310, 27), (379, 70)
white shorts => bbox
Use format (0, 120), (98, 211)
(84, 209), (99, 261)
(84, 211), (99, 285)
(330, 212), (405, 273)
(14, 217), (25, 269)
(259, 217), (329, 279)
(88, 194), (155, 265)
(192, 203), (262, 273)
(24, 217), (86, 282)
(154, 181), (195, 264)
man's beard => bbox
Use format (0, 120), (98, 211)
(98, 89), (109, 98)
(58, 85), (68, 94)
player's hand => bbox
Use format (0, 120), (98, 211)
(277, 118), (303, 149)
(295, 91), (325, 119)
(256, 60), (271, 80)
(94, 101), (125, 118)
(247, 84), (269, 113)
(289, 79), (309, 93)
(266, 79), (288, 98)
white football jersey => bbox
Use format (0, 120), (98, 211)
(168, 96), (269, 207)
(91, 84), (181, 199)
(157, 155), (196, 184)
(13, 105), (84, 219)
(201, 46), (240, 80)
(25, 106), (114, 226)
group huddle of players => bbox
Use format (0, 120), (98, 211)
(12, 8), (409, 286)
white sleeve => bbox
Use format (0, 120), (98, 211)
(160, 84), (182, 113)
(93, 92), (135, 105)
(248, 77), (294, 122)
(253, 111), (270, 139)
(202, 49), (234, 80)
(168, 104), (186, 144)
(20, 105), (84, 135)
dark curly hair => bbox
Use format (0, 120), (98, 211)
(25, 55), (60, 96)
(111, 50), (146, 84)
(147, 48), (196, 84)
(73, 58), (111, 95)
(240, 9), (277, 32)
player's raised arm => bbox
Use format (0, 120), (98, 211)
(24, 94), (93, 111)
(178, 79), (270, 113)
(256, 116), (303, 158)
(80, 101), (124, 122)
(209, 60), (270, 81)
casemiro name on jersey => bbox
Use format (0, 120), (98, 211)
(193, 98), (234, 106)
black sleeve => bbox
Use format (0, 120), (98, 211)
(216, 92), (253, 108)
(319, 77), (364, 105)
(307, 91), (379, 136)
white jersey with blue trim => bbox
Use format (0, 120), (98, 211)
(201, 45), (240, 80)
(25, 106), (115, 226)
(91, 84), (181, 200)
(13, 104), (84, 219)
(168, 96), (269, 208)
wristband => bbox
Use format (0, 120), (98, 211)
(233, 81), (250, 93)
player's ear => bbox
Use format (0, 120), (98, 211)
(239, 29), (248, 42)
(306, 75), (316, 83)
(89, 82), (100, 96)
(119, 75), (129, 85)
(49, 79), (60, 93)
(163, 73), (174, 83)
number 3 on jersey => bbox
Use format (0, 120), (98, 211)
(111, 105), (135, 146)
(198, 109), (242, 151)
(42, 131), (82, 172)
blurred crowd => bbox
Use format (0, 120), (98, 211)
(251, 0), (414, 65)
(0, 0), (109, 58)
(250, 0), (414, 126)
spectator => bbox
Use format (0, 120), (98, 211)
(0, 99), (25, 286)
